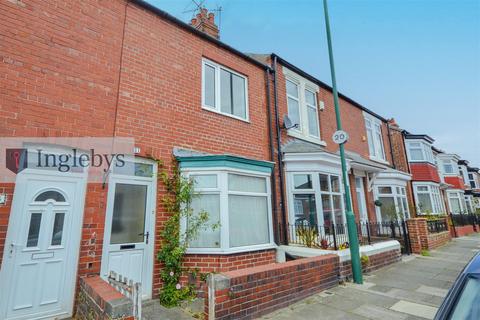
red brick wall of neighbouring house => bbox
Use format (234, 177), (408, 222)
(407, 218), (451, 253)
(0, 0), (127, 271)
(444, 177), (466, 190)
(410, 163), (441, 183)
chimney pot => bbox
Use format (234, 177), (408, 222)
(188, 8), (219, 39)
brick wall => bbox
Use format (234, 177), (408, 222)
(76, 276), (133, 320)
(338, 247), (402, 280)
(407, 218), (451, 253)
(453, 225), (476, 237)
(205, 254), (339, 320)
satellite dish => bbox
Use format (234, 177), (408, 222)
(283, 114), (299, 130)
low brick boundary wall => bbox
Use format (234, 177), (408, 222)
(205, 254), (338, 320)
(339, 246), (401, 280)
(76, 276), (133, 320)
(453, 225), (476, 237)
(407, 218), (451, 254)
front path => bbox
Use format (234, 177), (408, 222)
(262, 234), (480, 320)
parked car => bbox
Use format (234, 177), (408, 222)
(435, 252), (480, 319)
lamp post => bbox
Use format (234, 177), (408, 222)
(322, 0), (363, 284)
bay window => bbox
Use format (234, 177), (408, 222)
(364, 114), (386, 162)
(447, 191), (465, 214)
(442, 160), (455, 174)
(186, 169), (273, 253)
(289, 172), (345, 229)
(283, 67), (323, 144)
(414, 183), (445, 214)
(202, 59), (248, 121)
(406, 141), (434, 163)
(375, 185), (409, 221)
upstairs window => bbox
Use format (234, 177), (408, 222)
(202, 59), (248, 121)
(442, 160), (455, 174)
(364, 115), (386, 162)
(284, 67), (322, 144)
(406, 141), (434, 163)
(468, 173), (477, 189)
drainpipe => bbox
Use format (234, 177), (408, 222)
(265, 68), (279, 244)
(386, 123), (396, 169)
(402, 130), (417, 216)
(271, 55), (288, 245)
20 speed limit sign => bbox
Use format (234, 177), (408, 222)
(332, 130), (349, 144)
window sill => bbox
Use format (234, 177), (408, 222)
(369, 156), (390, 165)
(287, 131), (326, 146)
(202, 105), (250, 123)
(185, 243), (277, 255)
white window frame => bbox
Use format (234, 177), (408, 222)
(442, 160), (456, 175)
(413, 182), (445, 214)
(374, 185), (410, 222)
(447, 191), (465, 214)
(283, 67), (325, 146)
(181, 167), (274, 254)
(405, 140), (434, 164)
(201, 58), (249, 122)
(364, 113), (387, 163)
(468, 173), (478, 189)
(287, 171), (346, 227)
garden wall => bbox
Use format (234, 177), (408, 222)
(407, 218), (451, 254)
(452, 225), (476, 237)
(205, 254), (338, 320)
(76, 276), (133, 320)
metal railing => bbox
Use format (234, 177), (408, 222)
(288, 219), (411, 254)
(108, 271), (142, 320)
(427, 219), (448, 233)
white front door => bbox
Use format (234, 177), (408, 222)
(0, 171), (86, 320)
(100, 160), (156, 299)
(355, 177), (368, 222)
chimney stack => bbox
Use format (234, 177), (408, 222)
(189, 8), (219, 39)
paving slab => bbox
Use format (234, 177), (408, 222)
(262, 233), (480, 320)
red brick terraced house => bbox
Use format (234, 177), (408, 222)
(436, 152), (468, 214)
(0, 1), (279, 319)
(248, 54), (413, 244)
(459, 160), (480, 213)
(403, 133), (448, 215)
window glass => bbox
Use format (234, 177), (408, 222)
(35, 191), (65, 202)
(417, 186), (429, 192)
(204, 64), (216, 107)
(443, 161), (454, 174)
(378, 196), (396, 221)
(450, 197), (461, 213)
(26, 213), (42, 247)
(410, 148), (424, 161)
(228, 174), (266, 193)
(286, 80), (298, 98)
(232, 74), (246, 118)
(332, 195), (344, 226)
(192, 174), (217, 189)
(331, 175), (340, 193)
(449, 276), (480, 320)
(319, 174), (330, 192)
(305, 89), (316, 106)
(417, 193), (433, 212)
(220, 69), (232, 114)
(287, 97), (300, 127)
(378, 186), (392, 194)
(190, 194), (220, 248)
(293, 194), (317, 225)
(322, 194), (333, 229)
(293, 174), (312, 189)
(51, 212), (65, 246)
(229, 195), (269, 247)
(374, 123), (385, 160)
(307, 106), (319, 137)
(110, 184), (147, 244)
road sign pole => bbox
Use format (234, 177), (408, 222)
(322, 0), (363, 284)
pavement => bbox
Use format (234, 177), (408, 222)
(261, 233), (480, 320)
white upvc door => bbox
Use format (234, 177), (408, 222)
(0, 171), (87, 320)
(355, 177), (369, 223)
(100, 160), (156, 299)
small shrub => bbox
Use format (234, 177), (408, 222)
(320, 238), (329, 249)
(420, 249), (430, 256)
(360, 255), (370, 268)
(296, 226), (319, 248)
